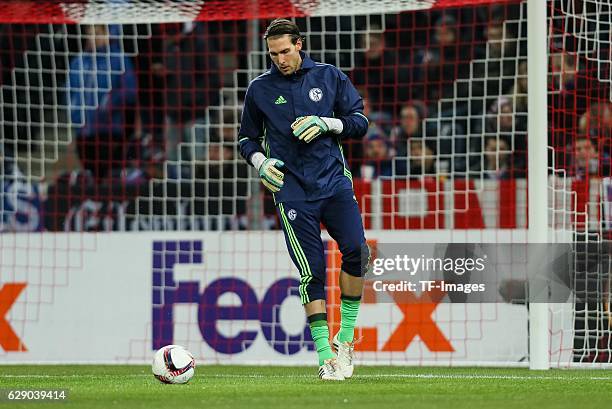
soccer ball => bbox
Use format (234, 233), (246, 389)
(152, 345), (196, 384)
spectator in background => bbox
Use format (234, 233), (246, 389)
(509, 60), (528, 113)
(352, 26), (412, 115)
(550, 52), (582, 129)
(361, 131), (393, 180)
(413, 14), (462, 102)
(570, 104), (612, 179)
(479, 136), (519, 179)
(578, 102), (612, 141)
(550, 52), (579, 92)
(567, 134), (611, 179)
(343, 87), (391, 176)
(357, 86), (392, 133)
(195, 142), (249, 229)
(391, 100), (468, 176)
(67, 24), (137, 182)
(220, 108), (242, 143)
(132, 23), (167, 159)
(471, 19), (518, 103)
(390, 100), (428, 157)
(550, 52), (590, 166)
(486, 96), (517, 134)
(427, 108), (469, 175)
(484, 96), (526, 173)
(0, 145), (43, 232)
(164, 22), (221, 162)
(485, 19), (517, 60)
(0, 24), (51, 162)
(407, 137), (437, 177)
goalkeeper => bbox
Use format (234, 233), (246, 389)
(239, 19), (369, 381)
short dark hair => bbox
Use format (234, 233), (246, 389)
(264, 18), (304, 44)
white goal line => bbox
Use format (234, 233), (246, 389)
(2, 373), (611, 381)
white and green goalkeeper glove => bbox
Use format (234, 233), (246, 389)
(291, 115), (330, 143)
(257, 157), (285, 193)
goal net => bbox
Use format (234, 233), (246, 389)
(0, 0), (609, 367)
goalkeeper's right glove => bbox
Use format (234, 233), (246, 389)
(257, 157), (285, 193)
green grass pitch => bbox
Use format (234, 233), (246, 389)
(0, 365), (610, 409)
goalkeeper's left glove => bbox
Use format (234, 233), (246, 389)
(291, 115), (330, 143)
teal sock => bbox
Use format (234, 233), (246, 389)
(338, 295), (361, 343)
(308, 313), (335, 366)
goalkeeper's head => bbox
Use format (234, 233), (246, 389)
(264, 19), (305, 76)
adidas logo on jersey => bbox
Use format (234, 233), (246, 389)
(275, 95), (287, 105)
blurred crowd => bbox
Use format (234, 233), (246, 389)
(346, 5), (610, 182)
(0, 1), (611, 229)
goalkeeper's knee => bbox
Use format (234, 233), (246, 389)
(341, 242), (370, 278)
